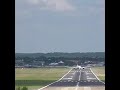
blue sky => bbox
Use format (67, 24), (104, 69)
(15, 0), (105, 53)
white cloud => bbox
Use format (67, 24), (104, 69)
(27, 0), (76, 12)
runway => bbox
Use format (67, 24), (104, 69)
(38, 68), (105, 90)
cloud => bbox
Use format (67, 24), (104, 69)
(27, 0), (76, 12)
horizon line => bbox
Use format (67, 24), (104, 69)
(15, 51), (105, 53)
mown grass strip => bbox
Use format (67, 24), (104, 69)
(15, 80), (56, 86)
(98, 76), (105, 82)
(91, 67), (105, 82)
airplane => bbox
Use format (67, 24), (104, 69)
(73, 64), (85, 69)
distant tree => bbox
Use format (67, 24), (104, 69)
(15, 52), (105, 66)
(21, 86), (28, 90)
(16, 86), (20, 90)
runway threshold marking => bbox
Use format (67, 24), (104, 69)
(63, 78), (72, 79)
(87, 78), (96, 79)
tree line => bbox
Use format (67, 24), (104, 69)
(15, 52), (105, 66)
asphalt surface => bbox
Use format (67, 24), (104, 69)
(38, 68), (105, 90)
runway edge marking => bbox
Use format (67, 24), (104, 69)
(90, 68), (105, 84)
(38, 68), (73, 90)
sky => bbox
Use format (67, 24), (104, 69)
(15, 0), (105, 53)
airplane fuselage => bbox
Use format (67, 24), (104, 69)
(73, 65), (85, 69)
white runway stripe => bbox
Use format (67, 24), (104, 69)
(75, 82), (79, 90)
(90, 68), (105, 84)
(87, 78), (96, 79)
(84, 87), (91, 90)
(38, 68), (73, 90)
(63, 78), (72, 79)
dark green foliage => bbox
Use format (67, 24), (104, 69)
(15, 86), (28, 90)
(15, 52), (105, 66)
(16, 52), (105, 58)
(21, 86), (28, 90)
(15, 80), (56, 86)
(16, 86), (21, 90)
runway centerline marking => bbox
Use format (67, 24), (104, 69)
(75, 69), (81, 90)
(79, 70), (81, 81)
(75, 82), (79, 90)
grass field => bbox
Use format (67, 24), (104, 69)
(15, 67), (70, 90)
(91, 66), (105, 82)
(15, 67), (105, 90)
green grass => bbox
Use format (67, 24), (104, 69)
(15, 68), (69, 80)
(98, 76), (105, 82)
(15, 68), (70, 90)
(15, 86), (42, 90)
(91, 66), (105, 82)
(15, 80), (56, 86)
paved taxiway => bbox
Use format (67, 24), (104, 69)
(38, 68), (105, 90)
